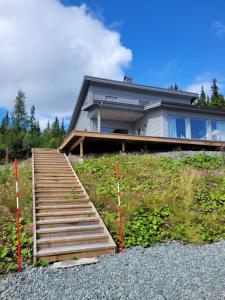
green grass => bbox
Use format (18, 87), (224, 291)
(74, 152), (225, 247)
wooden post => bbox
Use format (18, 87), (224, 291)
(80, 140), (83, 158)
(121, 142), (125, 154)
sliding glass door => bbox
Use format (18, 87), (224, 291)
(211, 120), (225, 141)
(190, 118), (207, 140)
(168, 116), (186, 138)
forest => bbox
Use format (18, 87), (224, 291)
(0, 90), (65, 163)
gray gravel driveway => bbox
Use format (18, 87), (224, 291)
(1, 241), (225, 299)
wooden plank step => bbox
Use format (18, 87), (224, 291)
(37, 233), (108, 247)
(36, 242), (115, 258)
(36, 210), (95, 218)
(36, 207), (92, 213)
(37, 224), (104, 235)
(35, 184), (81, 188)
(36, 200), (89, 204)
(36, 195), (87, 200)
(36, 204), (92, 210)
(35, 188), (84, 193)
(36, 216), (98, 225)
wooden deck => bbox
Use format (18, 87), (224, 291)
(59, 130), (225, 156)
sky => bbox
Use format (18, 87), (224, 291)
(0, 0), (225, 127)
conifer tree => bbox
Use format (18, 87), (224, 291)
(210, 79), (225, 108)
(198, 86), (207, 107)
(12, 90), (28, 132)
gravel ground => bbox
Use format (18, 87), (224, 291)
(2, 241), (225, 300)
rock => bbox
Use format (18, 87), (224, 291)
(52, 257), (99, 269)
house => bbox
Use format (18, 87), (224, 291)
(68, 75), (225, 142)
(60, 76), (225, 156)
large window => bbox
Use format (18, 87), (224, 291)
(211, 120), (225, 141)
(190, 118), (207, 140)
(168, 116), (186, 138)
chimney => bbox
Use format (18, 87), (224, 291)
(123, 75), (133, 84)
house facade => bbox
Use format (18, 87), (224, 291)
(68, 76), (225, 142)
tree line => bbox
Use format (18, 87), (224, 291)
(170, 79), (225, 108)
(195, 79), (225, 108)
(0, 90), (65, 162)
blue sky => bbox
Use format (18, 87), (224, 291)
(62, 0), (225, 90)
(0, 0), (225, 126)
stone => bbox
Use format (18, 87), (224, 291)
(52, 257), (99, 269)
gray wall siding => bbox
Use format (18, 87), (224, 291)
(75, 92), (92, 131)
(134, 109), (164, 137)
(90, 84), (192, 106)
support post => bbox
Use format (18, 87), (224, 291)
(80, 140), (83, 159)
(122, 141), (125, 154)
(97, 108), (101, 132)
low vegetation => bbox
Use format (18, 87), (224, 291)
(74, 152), (225, 247)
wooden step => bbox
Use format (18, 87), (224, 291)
(35, 184), (81, 188)
(36, 242), (115, 262)
(37, 224), (104, 237)
(37, 233), (108, 248)
(35, 188), (84, 194)
(36, 217), (99, 228)
(36, 200), (90, 206)
(36, 210), (95, 219)
(36, 204), (92, 212)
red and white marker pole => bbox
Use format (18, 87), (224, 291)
(115, 161), (124, 255)
(14, 159), (21, 273)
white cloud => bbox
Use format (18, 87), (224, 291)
(186, 72), (225, 95)
(0, 0), (132, 127)
(211, 21), (225, 36)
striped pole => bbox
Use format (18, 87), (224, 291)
(14, 159), (21, 273)
(115, 161), (124, 255)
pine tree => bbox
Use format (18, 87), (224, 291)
(29, 105), (36, 132)
(174, 83), (178, 91)
(0, 112), (9, 133)
(12, 90), (28, 132)
(210, 79), (225, 108)
(61, 119), (65, 136)
(52, 117), (60, 138)
(198, 86), (207, 107)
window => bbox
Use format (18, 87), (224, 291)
(101, 127), (114, 133)
(105, 95), (118, 102)
(168, 116), (186, 138)
(211, 120), (225, 141)
(190, 118), (207, 140)
(101, 127), (128, 134)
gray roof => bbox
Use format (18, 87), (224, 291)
(68, 75), (199, 133)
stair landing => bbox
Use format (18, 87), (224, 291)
(32, 148), (116, 263)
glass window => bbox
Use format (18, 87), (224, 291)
(168, 116), (186, 138)
(190, 118), (207, 140)
(101, 127), (114, 133)
(211, 120), (225, 141)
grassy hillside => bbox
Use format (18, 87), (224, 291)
(74, 153), (225, 247)
(1, 152), (225, 273)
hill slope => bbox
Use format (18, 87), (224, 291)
(74, 152), (225, 247)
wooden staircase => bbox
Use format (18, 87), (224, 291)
(32, 148), (116, 263)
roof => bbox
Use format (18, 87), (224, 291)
(146, 101), (225, 116)
(67, 75), (199, 133)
